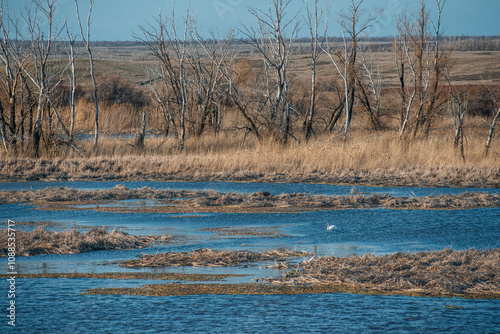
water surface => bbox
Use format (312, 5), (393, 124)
(1, 181), (499, 333)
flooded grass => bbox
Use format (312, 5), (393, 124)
(0, 272), (244, 281)
(82, 248), (500, 299)
(263, 248), (500, 299)
(82, 283), (374, 297)
(118, 248), (311, 268)
(82, 281), (499, 299)
(2, 186), (499, 212)
(198, 226), (287, 238)
(0, 226), (171, 257)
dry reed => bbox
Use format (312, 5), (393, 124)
(82, 248), (500, 299)
(2, 186), (499, 211)
(0, 226), (171, 256)
(118, 248), (311, 268)
(1, 128), (499, 187)
(264, 248), (500, 298)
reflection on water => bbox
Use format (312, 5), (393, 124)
(1, 181), (499, 333)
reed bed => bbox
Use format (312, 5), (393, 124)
(0, 226), (171, 257)
(264, 248), (500, 299)
(1, 130), (499, 188)
(66, 247), (500, 299)
(118, 248), (311, 268)
(83, 248), (500, 298)
(2, 186), (499, 211)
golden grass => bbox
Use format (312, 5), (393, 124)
(0, 226), (171, 256)
(1, 101), (499, 188)
(1, 127), (499, 187)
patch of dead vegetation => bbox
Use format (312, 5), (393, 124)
(0, 272), (243, 281)
(82, 283), (375, 297)
(118, 248), (311, 268)
(262, 248), (500, 299)
(198, 226), (287, 238)
(83, 246), (500, 298)
(0, 226), (171, 257)
(1, 186), (499, 212)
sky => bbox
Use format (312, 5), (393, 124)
(5, 0), (500, 41)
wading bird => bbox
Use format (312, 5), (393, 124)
(326, 223), (336, 231)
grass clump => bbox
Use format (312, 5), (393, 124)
(118, 248), (311, 268)
(0, 226), (171, 256)
(266, 248), (500, 299)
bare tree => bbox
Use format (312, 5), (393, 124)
(138, 2), (191, 149)
(187, 26), (231, 138)
(394, 0), (448, 137)
(16, 0), (67, 156)
(323, 0), (379, 140)
(445, 69), (467, 160)
(358, 49), (382, 129)
(75, 0), (98, 147)
(484, 85), (500, 158)
(304, 0), (330, 141)
(240, 0), (300, 143)
(0, 0), (22, 152)
(65, 20), (76, 140)
(192, 27), (261, 140)
(484, 107), (500, 158)
(423, 0), (448, 135)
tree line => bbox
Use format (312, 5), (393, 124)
(0, 0), (499, 158)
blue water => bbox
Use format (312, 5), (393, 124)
(1, 278), (499, 334)
(1, 181), (500, 333)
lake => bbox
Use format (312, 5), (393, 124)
(1, 181), (499, 333)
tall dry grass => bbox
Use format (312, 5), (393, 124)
(1, 127), (499, 186)
(1, 105), (499, 186)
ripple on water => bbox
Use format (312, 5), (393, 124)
(7, 278), (500, 334)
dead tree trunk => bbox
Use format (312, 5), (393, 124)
(304, 0), (329, 142)
(76, 0), (99, 147)
(135, 111), (147, 148)
(484, 107), (500, 158)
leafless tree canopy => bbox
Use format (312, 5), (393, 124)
(0, 0), (498, 160)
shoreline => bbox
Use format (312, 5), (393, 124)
(2, 186), (499, 211)
(1, 158), (499, 188)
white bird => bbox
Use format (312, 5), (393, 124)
(326, 223), (336, 231)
